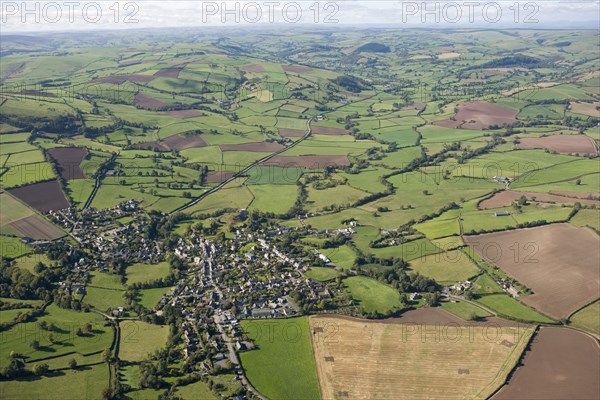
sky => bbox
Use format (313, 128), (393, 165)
(1, 1), (599, 33)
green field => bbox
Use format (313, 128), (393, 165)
(343, 276), (403, 314)
(475, 294), (555, 323)
(126, 262), (171, 285)
(408, 250), (480, 284)
(440, 300), (493, 320)
(119, 320), (170, 362)
(569, 301), (600, 336)
(240, 317), (321, 400)
(304, 267), (341, 281)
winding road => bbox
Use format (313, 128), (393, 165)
(169, 117), (314, 215)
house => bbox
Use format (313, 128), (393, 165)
(409, 292), (421, 301)
(251, 308), (272, 319)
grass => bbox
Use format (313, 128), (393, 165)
(84, 272), (126, 312)
(408, 250), (480, 284)
(569, 301), (599, 336)
(343, 276), (403, 314)
(0, 363), (109, 400)
(118, 321), (170, 362)
(0, 304), (112, 369)
(304, 267), (341, 282)
(475, 294), (555, 323)
(138, 287), (173, 310)
(0, 235), (32, 258)
(175, 380), (218, 400)
(319, 245), (356, 270)
(126, 262), (171, 286)
(440, 300), (492, 320)
(239, 317), (321, 400)
(472, 273), (504, 295)
(248, 184), (298, 214)
(569, 209), (600, 232)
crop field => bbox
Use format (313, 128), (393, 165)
(493, 327), (600, 400)
(239, 317), (321, 400)
(465, 224), (600, 319)
(310, 313), (534, 400)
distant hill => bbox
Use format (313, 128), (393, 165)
(353, 42), (390, 54)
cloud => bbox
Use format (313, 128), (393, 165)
(1, 0), (598, 33)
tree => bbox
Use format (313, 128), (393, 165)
(576, 178), (582, 185)
(83, 323), (92, 334)
(101, 349), (112, 363)
(68, 358), (78, 369)
(30, 340), (40, 350)
(33, 363), (49, 376)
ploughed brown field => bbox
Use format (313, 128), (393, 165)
(153, 66), (184, 78)
(132, 134), (208, 152)
(9, 215), (64, 240)
(282, 64), (313, 73)
(433, 101), (518, 130)
(205, 170), (236, 183)
(240, 64), (265, 73)
(311, 126), (351, 135)
(134, 93), (169, 110)
(47, 147), (88, 180)
(517, 134), (597, 155)
(493, 327), (600, 400)
(479, 190), (600, 209)
(310, 311), (534, 400)
(569, 101), (600, 117)
(262, 155), (350, 169)
(465, 223), (600, 319)
(219, 142), (285, 152)
(8, 180), (70, 212)
(278, 128), (306, 137)
(160, 110), (203, 118)
(406, 102), (426, 111)
(93, 74), (154, 84)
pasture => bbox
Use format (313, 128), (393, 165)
(239, 317), (321, 400)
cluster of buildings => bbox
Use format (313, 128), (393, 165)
(48, 200), (162, 270)
(155, 227), (333, 363)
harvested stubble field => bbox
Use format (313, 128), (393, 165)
(311, 126), (351, 135)
(205, 170), (236, 183)
(160, 109), (203, 118)
(133, 134), (208, 152)
(517, 134), (597, 155)
(240, 64), (265, 72)
(433, 101), (517, 130)
(47, 147), (87, 179)
(134, 93), (169, 110)
(8, 180), (70, 212)
(493, 327), (600, 400)
(278, 128), (306, 137)
(282, 64), (313, 73)
(479, 190), (600, 209)
(262, 155), (350, 169)
(465, 223), (600, 319)
(310, 311), (534, 400)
